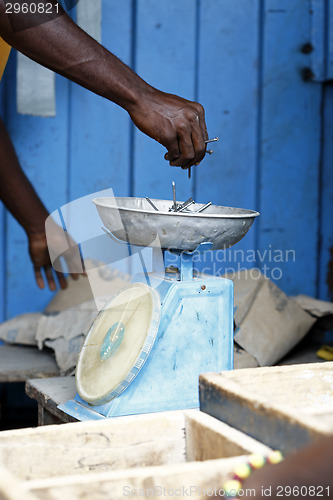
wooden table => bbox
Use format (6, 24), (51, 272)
(0, 344), (60, 429)
(26, 376), (77, 425)
(0, 345), (59, 383)
(200, 361), (333, 455)
(25, 339), (325, 426)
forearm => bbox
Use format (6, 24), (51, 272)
(0, 117), (48, 234)
(0, 0), (208, 168)
(0, 0), (151, 111)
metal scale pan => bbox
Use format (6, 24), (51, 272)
(59, 196), (259, 421)
(93, 196), (259, 252)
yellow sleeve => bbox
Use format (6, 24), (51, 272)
(0, 37), (11, 81)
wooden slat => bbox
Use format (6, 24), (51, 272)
(0, 204), (4, 324)
(4, 55), (69, 318)
(26, 457), (245, 500)
(0, 72), (7, 325)
(0, 407), (271, 496)
(195, 0), (261, 276)
(184, 410), (270, 462)
(0, 465), (38, 500)
(328, 0), (333, 80)
(26, 376), (77, 424)
(66, 1), (133, 279)
(0, 411), (187, 480)
(258, 0), (322, 295)
(26, 456), (248, 500)
(197, 0), (260, 213)
(0, 408), (272, 499)
(200, 362), (333, 455)
(68, 0), (132, 202)
(319, 85), (333, 300)
(0, 1), (332, 324)
(0, 345), (59, 383)
(133, 0), (197, 202)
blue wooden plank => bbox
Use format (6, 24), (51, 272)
(0, 77), (5, 323)
(5, 54), (70, 318)
(308, 0), (333, 82)
(328, 0), (333, 80)
(199, 375), (318, 456)
(68, 0), (132, 202)
(309, 0), (326, 82)
(0, 0), (327, 321)
(0, 204), (5, 324)
(133, 0), (197, 203)
(319, 85), (333, 300)
(258, 0), (322, 295)
(196, 0), (261, 276)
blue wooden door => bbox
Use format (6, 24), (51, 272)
(0, 0), (332, 322)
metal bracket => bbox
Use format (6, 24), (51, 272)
(180, 242), (213, 281)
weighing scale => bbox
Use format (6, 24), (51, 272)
(59, 189), (259, 421)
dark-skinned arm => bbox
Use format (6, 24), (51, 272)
(0, 116), (78, 290)
(0, 0), (208, 168)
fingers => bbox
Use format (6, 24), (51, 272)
(164, 137), (180, 164)
(56, 271), (68, 290)
(50, 259), (71, 290)
(164, 104), (208, 169)
(45, 266), (57, 291)
(170, 128), (196, 168)
(63, 245), (85, 275)
(29, 228), (81, 291)
(34, 267), (45, 290)
(34, 265), (69, 291)
(197, 103), (209, 142)
(129, 89), (208, 169)
(164, 128), (206, 169)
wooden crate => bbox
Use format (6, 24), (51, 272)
(200, 362), (333, 456)
(0, 410), (271, 500)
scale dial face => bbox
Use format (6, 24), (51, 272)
(76, 283), (160, 405)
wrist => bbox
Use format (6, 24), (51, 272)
(113, 79), (156, 113)
(23, 211), (49, 237)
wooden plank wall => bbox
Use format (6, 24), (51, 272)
(319, 84), (333, 301)
(259, 0), (322, 296)
(0, 78), (5, 323)
(0, 0), (332, 322)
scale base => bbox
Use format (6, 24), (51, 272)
(59, 276), (234, 421)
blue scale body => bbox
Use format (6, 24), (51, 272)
(59, 245), (234, 420)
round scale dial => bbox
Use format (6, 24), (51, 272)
(76, 283), (160, 405)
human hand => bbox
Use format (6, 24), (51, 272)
(128, 89), (209, 170)
(28, 227), (81, 291)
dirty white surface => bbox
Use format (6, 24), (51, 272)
(214, 362), (333, 430)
